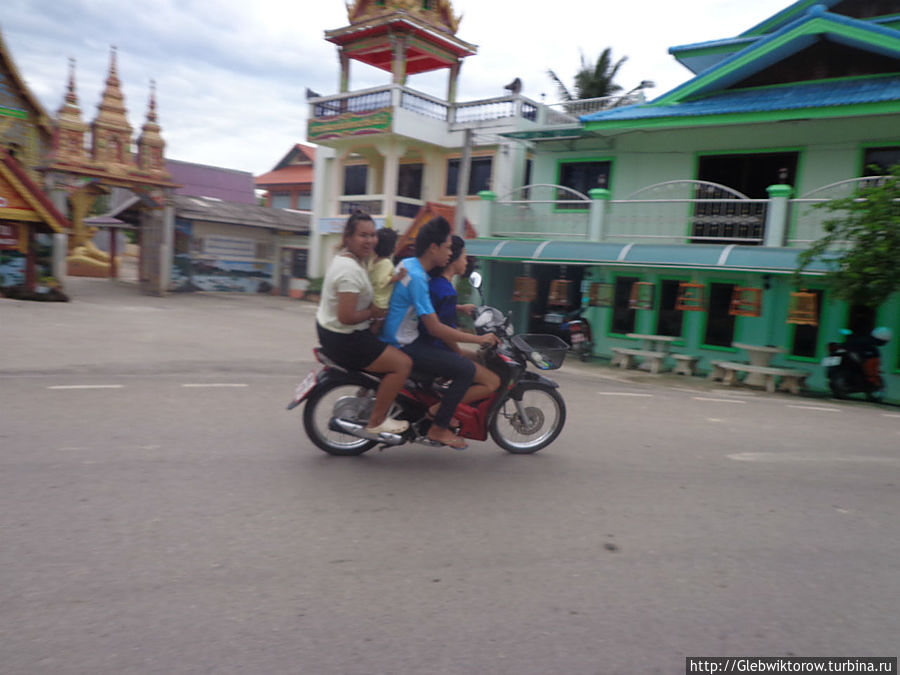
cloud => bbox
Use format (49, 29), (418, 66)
(3, 0), (792, 175)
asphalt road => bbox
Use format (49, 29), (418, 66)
(1, 279), (898, 675)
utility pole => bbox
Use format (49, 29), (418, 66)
(454, 128), (473, 237)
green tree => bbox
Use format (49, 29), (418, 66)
(796, 165), (900, 309)
(547, 47), (627, 101)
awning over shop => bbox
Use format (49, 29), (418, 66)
(465, 238), (836, 274)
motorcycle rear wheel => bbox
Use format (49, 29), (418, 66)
(302, 380), (378, 456)
(828, 373), (851, 399)
(489, 384), (566, 454)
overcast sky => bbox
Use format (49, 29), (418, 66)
(2, 0), (791, 177)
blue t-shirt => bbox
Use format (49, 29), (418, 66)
(419, 276), (457, 351)
(379, 257), (435, 347)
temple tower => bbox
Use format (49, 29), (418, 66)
(51, 58), (89, 165)
(136, 81), (166, 175)
(326, 0), (476, 101)
(90, 47), (134, 167)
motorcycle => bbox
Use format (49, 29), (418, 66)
(822, 328), (890, 401)
(540, 304), (593, 362)
(561, 305), (593, 362)
(287, 273), (568, 455)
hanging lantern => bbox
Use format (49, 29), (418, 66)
(589, 282), (613, 307)
(512, 276), (537, 302)
(628, 281), (655, 310)
(547, 279), (572, 307)
(675, 282), (706, 311)
(729, 287), (763, 317)
(787, 290), (818, 326)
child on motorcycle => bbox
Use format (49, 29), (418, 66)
(367, 228), (406, 334)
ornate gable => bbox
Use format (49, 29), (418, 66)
(347, 0), (462, 34)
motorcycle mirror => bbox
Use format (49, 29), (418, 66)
(469, 272), (483, 289)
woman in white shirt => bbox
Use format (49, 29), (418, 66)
(315, 213), (412, 435)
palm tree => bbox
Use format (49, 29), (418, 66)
(547, 47), (627, 101)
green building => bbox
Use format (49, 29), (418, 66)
(466, 0), (900, 401)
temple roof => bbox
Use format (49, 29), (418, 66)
(0, 27), (53, 136)
(583, 7), (900, 130)
(347, 0), (462, 35)
(327, 0), (476, 74)
(0, 148), (69, 233)
(670, 0), (900, 74)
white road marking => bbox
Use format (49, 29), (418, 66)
(181, 383), (249, 388)
(596, 392), (654, 397)
(883, 413), (900, 418)
(729, 452), (900, 465)
(787, 404), (840, 412)
(692, 397), (746, 404)
(48, 384), (124, 390)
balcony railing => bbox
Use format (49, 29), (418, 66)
(309, 85), (571, 129)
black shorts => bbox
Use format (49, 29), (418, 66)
(316, 323), (389, 371)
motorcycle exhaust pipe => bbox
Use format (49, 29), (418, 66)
(329, 417), (405, 445)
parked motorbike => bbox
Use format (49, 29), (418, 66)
(287, 274), (568, 455)
(541, 304), (593, 361)
(561, 305), (593, 361)
(822, 327), (892, 401)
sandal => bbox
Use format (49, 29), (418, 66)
(427, 433), (468, 450)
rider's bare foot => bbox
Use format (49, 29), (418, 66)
(427, 404), (460, 428)
(427, 427), (468, 450)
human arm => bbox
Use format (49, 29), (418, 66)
(456, 303), (476, 316)
(336, 292), (382, 326)
(420, 313), (497, 349)
(390, 267), (407, 284)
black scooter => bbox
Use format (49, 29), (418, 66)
(822, 329), (887, 401)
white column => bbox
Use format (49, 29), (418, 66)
(764, 184), (793, 247)
(52, 233), (68, 280)
(158, 197), (175, 295)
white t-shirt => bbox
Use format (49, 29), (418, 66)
(316, 253), (373, 334)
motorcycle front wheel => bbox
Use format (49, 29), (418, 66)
(489, 384), (566, 454)
(302, 380), (378, 456)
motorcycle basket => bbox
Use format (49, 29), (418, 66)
(512, 334), (569, 370)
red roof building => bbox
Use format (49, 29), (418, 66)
(255, 144), (316, 211)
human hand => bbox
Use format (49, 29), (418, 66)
(458, 303), (476, 316)
(477, 332), (499, 349)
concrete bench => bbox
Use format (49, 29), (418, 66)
(708, 360), (810, 394)
(672, 353), (699, 376)
(610, 347), (668, 374)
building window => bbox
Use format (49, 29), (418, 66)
(255, 242), (274, 260)
(557, 161), (610, 208)
(344, 165), (368, 195)
(655, 279), (684, 337)
(271, 192), (291, 209)
(291, 249), (308, 278)
(446, 157), (493, 196)
(704, 283), (737, 347)
(611, 276), (638, 335)
(398, 163), (423, 199)
(847, 304), (877, 337)
(791, 289), (824, 358)
(863, 146), (900, 175)
(295, 194), (312, 210)
(694, 152), (798, 244)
